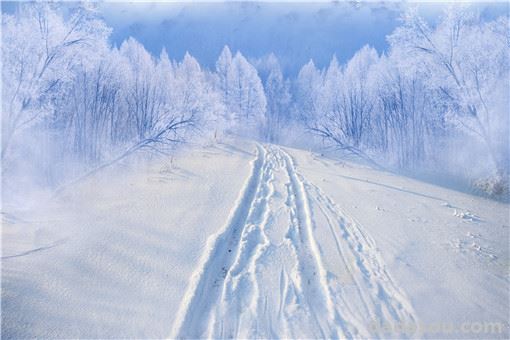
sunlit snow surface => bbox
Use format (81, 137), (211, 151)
(2, 140), (508, 338)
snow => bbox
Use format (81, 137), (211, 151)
(292, 146), (509, 338)
(2, 141), (254, 338)
(2, 140), (509, 338)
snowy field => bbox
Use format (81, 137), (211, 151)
(2, 2), (509, 339)
(2, 140), (508, 338)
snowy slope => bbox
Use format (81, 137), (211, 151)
(2, 140), (509, 338)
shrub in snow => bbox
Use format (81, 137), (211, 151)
(472, 174), (509, 200)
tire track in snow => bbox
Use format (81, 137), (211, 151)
(171, 145), (266, 339)
(172, 144), (417, 338)
(279, 148), (350, 338)
(293, 155), (418, 338)
(206, 146), (353, 338)
(207, 145), (276, 338)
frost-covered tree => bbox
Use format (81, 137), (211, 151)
(56, 49), (123, 164)
(215, 48), (267, 136)
(1, 2), (110, 161)
(214, 46), (236, 129)
(295, 60), (323, 125)
(215, 46), (233, 99)
(264, 56), (291, 142)
(309, 49), (379, 166)
(2, 2), (220, 188)
(342, 45), (378, 147)
(119, 38), (164, 141)
(370, 53), (432, 169)
(3, 1), (507, 194)
(170, 52), (224, 140)
(388, 5), (510, 175)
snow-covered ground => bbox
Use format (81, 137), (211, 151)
(2, 140), (509, 338)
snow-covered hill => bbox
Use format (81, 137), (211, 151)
(2, 140), (509, 338)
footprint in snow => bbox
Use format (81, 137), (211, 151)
(453, 209), (482, 222)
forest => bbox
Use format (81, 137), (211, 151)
(2, 2), (509, 198)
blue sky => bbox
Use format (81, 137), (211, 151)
(3, 1), (509, 75)
(100, 2), (400, 74)
(98, 1), (510, 74)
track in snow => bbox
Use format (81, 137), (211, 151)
(172, 144), (417, 339)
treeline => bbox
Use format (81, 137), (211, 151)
(297, 9), (509, 180)
(2, 3), (508, 193)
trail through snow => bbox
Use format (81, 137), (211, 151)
(172, 144), (417, 338)
(3, 141), (508, 339)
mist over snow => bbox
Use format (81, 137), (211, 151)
(1, 1), (509, 339)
